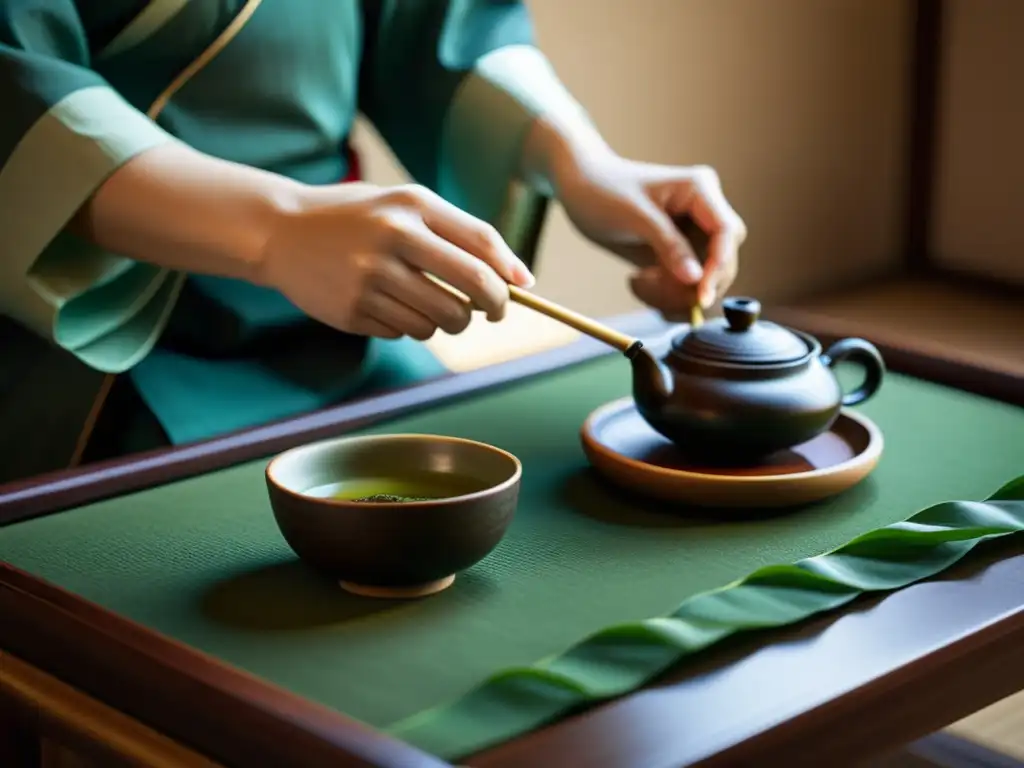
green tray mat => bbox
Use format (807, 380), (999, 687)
(2, 353), (1023, 761)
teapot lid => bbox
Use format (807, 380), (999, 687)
(673, 297), (808, 364)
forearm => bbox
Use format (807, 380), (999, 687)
(435, 40), (612, 205)
(69, 141), (305, 285)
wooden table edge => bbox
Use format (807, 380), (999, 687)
(2, 308), (1022, 768)
(0, 650), (223, 768)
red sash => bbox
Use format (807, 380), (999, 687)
(342, 143), (362, 183)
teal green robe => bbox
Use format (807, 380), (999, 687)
(0, 0), (588, 479)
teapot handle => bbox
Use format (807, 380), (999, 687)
(821, 338), (886, 407)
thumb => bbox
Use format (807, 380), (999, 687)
(630, 196), (703, 285)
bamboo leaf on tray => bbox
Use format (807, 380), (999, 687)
(387, 474), (1024, 760)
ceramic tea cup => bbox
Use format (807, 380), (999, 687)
(266, 433), (521, 598)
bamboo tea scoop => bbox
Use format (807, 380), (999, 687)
(505, 285), (693, 434)
(507, 285), (703, 359)
(507, 211), (710, 349)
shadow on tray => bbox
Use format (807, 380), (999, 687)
(560, 468), (879, 526)
(199, 558), (499, 631)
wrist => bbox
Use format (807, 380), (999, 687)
(73, 142), (311, 287)
(521, 113), (616, 197)
(254, 181), (386, 292)
(247, 177), (309, 289)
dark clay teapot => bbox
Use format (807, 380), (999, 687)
(630, 296), (885, 462)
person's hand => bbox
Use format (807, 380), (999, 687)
(259, 182), (535, 340)
(551, 151), (747, 319)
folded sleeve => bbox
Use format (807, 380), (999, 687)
(358, 0), (594, 259)
(0, 1), (181, 373)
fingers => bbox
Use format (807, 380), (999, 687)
(382, 184), (535, 288)
(421, 195), (536, 289)
(658, 166), (746, 308)
(698, 228), (741, 309)
(351, 257), (473, 340)
(392, 216), (511, 322)
(627, 195), (705, 286)
(373, 186), (525, 322)
(349, 315), (403, 340)
(629, 265), (698, 321)
(373, 258), (473, 335)
(683, 166), (746, 241)
(358, 290), (439, 341)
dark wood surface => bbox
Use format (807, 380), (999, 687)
(904, 0), (945, 273)
(767, 302), (1024, 409)
(1, 308), (1022, 768)
(0, 700), (39, 768)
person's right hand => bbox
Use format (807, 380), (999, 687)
(258, 182), (535, 341)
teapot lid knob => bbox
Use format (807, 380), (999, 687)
(722, 297), (761, 332)
(671, 294), (807, 363)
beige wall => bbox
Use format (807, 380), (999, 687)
(356, 0), (913, 317)
(932, 0), (1024, 286)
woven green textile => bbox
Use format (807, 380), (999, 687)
(1, 353), (1022, 761)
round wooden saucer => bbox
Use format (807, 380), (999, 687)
(580, 397), (883, 508)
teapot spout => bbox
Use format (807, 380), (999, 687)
(627, 343), (672, 413)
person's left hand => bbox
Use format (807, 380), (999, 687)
(552, 152), (747, 319)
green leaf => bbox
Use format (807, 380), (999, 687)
(386, 474), (1024, 760)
